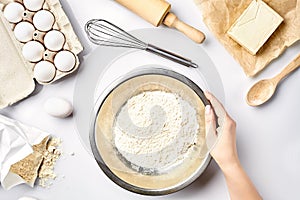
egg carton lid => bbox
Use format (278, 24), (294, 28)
(0, 4), (35, 109)
(0, 0), (83, 109)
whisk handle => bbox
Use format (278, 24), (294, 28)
(146, 44), (198, 68)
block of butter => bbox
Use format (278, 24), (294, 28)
(227, 0), (283, 55)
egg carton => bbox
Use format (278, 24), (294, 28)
(0, 0), (83, 109)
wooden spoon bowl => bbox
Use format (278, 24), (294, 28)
(246, 54), (300, 106)
(246, 80), (276, 106)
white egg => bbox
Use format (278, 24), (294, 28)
(44, 30), (65, 51)
(22, 41), (44, 62)
(23, 0), (45, 11)
(33, 10), (55, 32)
(14, 21), (35, 42)
(3, 2), (25, 23)
(44, 97), (73, 118)
(18, 196), (39, 200)
(33, 61), (56, 82)
(54, 50), (76, 72)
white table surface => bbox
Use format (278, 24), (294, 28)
(1, 0), (300, 199)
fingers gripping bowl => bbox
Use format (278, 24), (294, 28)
(90, 68), (214, 195)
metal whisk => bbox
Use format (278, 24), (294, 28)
(85, 19), (198, 68)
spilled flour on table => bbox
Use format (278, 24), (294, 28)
(38, 137), (62, 188)
(9, 136), (62, 188)
(10, 137), (50, 185)
(113, 91), (199, 174)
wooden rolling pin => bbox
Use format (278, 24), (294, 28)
(115, 0), (206, 44)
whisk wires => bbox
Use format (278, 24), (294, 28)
(85, 19), (199, 68)
(85, 19), (148, 50)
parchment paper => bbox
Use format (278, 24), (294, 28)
(195, 0), (300, 77)
(0, 114), (49, 190)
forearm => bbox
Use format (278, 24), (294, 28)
(204, 92), (262, 199)
(221, 161), (262, 200)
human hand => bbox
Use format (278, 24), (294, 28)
(204, 91), (239, 171)
(204, 92), (262, 200)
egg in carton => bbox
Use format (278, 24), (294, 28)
(0, 0), (83, 109)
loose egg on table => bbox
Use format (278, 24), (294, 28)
(22, 41), (45, 62)
(3, 2), (25, 23)
(23, 0), (45, 12)
(54, 50), (76, 72)
(33, 10), (55, 32)
(43, 97), (73, 118)
(18, 197), (39, 200)
(14, 21), (35, 42)
(44, 30), (65, 51)
(33, 60), (56, 83)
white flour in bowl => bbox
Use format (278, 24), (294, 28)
(113, 90), (199, 173)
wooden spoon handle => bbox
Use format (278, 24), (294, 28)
(163, 12), (205, 44)
(273, 54), (300, 84)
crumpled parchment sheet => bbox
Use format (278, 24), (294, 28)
(194, 0), (300, 77)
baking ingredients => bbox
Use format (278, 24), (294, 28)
(227, 0), (283, 55)
(0, 114), (50, 190)
(9, 136), (62, 189)
(44, 30), (65, 51)
(43, 97), (73, 118)
(0, 114), (62, 190)
(22, 41), (45, 62)
(33, 60), (56, 82)
(33, 9), (55, 31)
(195, 0), (299, 77)
(54, 50), (76, 71)
(18, 197), (39, 200)
(113, 91), (199, 172)
(10, 137), (62, 189)
(0, 0), (83, 109)
(10, 136), (49, 186)
(14, 21), (35, 42)
(3, 2), (24, 23)
(38, 137), (62, 188)
(23, 0), (45, 11)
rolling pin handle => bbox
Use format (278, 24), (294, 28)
(163, 12), (205, 44)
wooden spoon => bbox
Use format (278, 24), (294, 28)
(246, 54), (300, 106)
